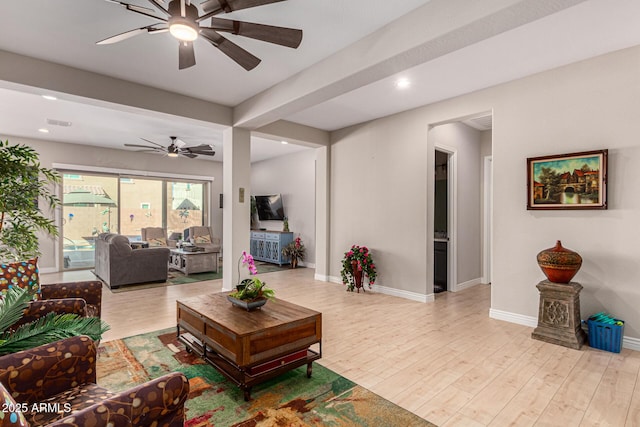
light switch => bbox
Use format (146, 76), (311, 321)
(239, 187), (245, 203)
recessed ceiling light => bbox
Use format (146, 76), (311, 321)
(395, 78), (411, 89)
(281, 141), (289, 145)
(41, 95), (57, 101)
(38, 128), (50, 133)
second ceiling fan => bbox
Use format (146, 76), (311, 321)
(125, 136), (215, 158)
(98, 0), (303, 70)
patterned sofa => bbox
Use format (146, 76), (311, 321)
(0, 335), (189, 426)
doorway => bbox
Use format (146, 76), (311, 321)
(434, 149), (450, 293)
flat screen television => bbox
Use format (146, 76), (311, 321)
(255, 194), (285, 220)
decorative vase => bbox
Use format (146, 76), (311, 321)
(351, 260), (363, 291)
(536, 240), (582, 284)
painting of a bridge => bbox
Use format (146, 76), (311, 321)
(527, 149), (608, 210)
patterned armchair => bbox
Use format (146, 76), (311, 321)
(187, 226), (221, 252)
(0, 335), (189, 426)
(0, 258), (102, 329)
(39, 280), (102, 318)
(141, 227), (178, 248)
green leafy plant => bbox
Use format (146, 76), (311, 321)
(0, 286), (110, 355)
(229, 278), (275, 301)
(0, 140), (60, 262)
(230, 251), (275, 301)
(340, 245), (377, 292)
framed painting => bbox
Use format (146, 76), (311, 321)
(527, 149), (608, 210)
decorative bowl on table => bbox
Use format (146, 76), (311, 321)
(227, 295), (267, 311)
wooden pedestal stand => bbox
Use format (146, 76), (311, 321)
(531, 280), (587, 350)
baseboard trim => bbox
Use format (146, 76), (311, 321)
(452, 277), (481, 293)
(373, 285), (434, 303)
(490, 308), (640, 351)
(623, 336), (640, 352)
(327, 276), (433, 302)
(314, 273), (330, 282)
(489, 308), (538, 328)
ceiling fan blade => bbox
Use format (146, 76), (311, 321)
(205, 18), (302, 48)
(104, 0), (166, 20)
(148, 27), (169, 35)
(124, 143), (162, 149)
(180, 152), (199, 158)
(200, 29), (261, 71)
(185, 144), (214, 153)
(173, 137), (187, 148)
(146, 0), (170, 16)
(97, 27), (151, 45)
(139, 138), (166, 148)
(201, 0), (284, 15)
(178, 41), (196, 70)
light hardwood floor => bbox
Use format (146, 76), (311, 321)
(42, 268), (640, 426)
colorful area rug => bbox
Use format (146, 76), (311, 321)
(97, 328), (435, 427)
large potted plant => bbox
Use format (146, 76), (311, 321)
(340, 245), (377, 292)
(0, 140), (60, 262)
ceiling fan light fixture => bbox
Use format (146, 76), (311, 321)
(169, 22), (198, 41)
(168, 0), (199, 41)
(167, 143), (179, 157)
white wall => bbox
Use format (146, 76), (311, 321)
(329, 45), (640, 339)
(3, 136), (223, 271)
(251, 148), (316, 265)
(430, 122), (482, 285)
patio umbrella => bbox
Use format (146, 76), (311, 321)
(63, 190), (116, 206)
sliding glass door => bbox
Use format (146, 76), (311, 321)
(167, 181), (205, 238)
(62, 173), (119, 269)
(119, 177), (163, 238)
(61, 172), (207, 270)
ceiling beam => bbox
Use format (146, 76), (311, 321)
(0, 49), (233, 127)
(233, 0), (587, 130)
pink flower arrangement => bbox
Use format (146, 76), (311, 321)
(237, 251), (257, 287)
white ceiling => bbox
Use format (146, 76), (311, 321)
(1, 0), (640, 161)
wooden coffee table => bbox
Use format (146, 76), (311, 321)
(176, 293), (322, 400)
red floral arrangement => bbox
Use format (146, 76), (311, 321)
(340, 245), (377, 292)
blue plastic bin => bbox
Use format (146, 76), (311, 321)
(588, 318), (624, 353)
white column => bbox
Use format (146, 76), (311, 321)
(314, 145), (330, 281)
(222, 127), (251, 291)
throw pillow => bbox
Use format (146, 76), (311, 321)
(148, 237), (168, 247)
(194, 235), (212, 244)
(0, 258), (39, 300)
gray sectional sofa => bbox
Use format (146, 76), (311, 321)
(94, 233), (170, 289)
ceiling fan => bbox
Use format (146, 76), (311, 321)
(98, 0), (303, 70)
(125, 136), (215, 158)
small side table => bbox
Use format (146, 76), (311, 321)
(531, 280), (587, 349)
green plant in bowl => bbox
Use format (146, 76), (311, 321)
(229, 278), (275, 301)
